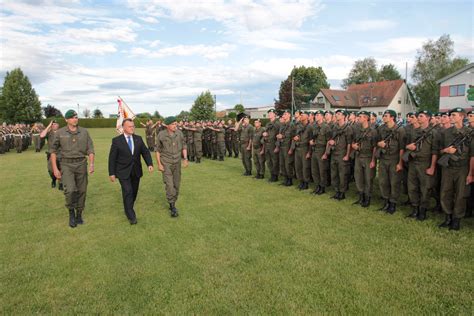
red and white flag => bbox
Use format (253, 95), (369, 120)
(116, 97), (136, 134)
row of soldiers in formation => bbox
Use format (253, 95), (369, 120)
(0, 122), (48, 154)
(142, 108), (474, 231)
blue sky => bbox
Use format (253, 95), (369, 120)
(1, 0), (472, 117)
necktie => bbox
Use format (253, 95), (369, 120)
(127, 136), (132, 153)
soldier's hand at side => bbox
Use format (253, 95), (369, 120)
(288, 149), (293, 155)
(396, 163), (403, 172)
(158, 164), (164, 172)
(425, 167), (435, 176)
(305, 152), (311, 160)
(53, 168), (61, 180)
(182, 159), (189, 168)
(369, 160), (376, 169)
(309, 140), (315, 146)
(89, 164), (94, 174)
(322, 154), (327, 160)
(378, 141), (386, 148)
(274, 147), (279, 153)
(351, 143), (359, 150)
(259, 150), (264, 155)
(343, 155), (349, 161)
(466, 174), (474, 185)
(328, 139), (335, 146)
(109, 175), (116, 182)
(148, 166), (154, 173)
(406, 143), (416, 151)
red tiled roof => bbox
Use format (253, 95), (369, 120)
(320, 79), (405, 108)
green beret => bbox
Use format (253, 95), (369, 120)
(164, 116), (177, 125)
(440, 111), (449, 116)
(296, 110), (303, 115)
(325, 110), (334, 115)
(335, 109), (348, 116)
(435, 112), (442, 117)
(406, 111), (416, 117)
(383, 109), (397, 118)
(418, 110), (432, 117)
(267, 109), (276, 113)
(370, 112), (377, 117)
(283, 109), (291, 114)
(449, 107), (465, 114)
(315, 110), (325, 115)
(358, 110), (370, 117)
(467, 110), (474, 115)
(65, 109), (78, 119)
(302, 111), (311, 115)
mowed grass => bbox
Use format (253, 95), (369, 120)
(0, 128), (473, 314)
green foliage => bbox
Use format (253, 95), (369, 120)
(136, 112), (152, 119)
(412, 34), (470, 112)
(0, 128), (473, 314)
(82, 108), (91, 118)
(276, 66), (330, 111)
(228, 112), (237, 119)
(152, 110), (163, 119)
(0, 68), (42, 123)
(176, 110), (191, 121)
(92, 109), (103, 119)
(342, 58), (402, 89)
(43, 104), (63, 118)
(234, 104), (245, 113)
(190, 90), (215, 121)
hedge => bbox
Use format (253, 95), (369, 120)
(41, 118), (150, 128)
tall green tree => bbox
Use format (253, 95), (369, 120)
(234, 104), (245, 113)
(378, 64), (402, 81)
(176, 110), (190, 121)
(275, 66), (330, 110)
(190, 90), (215, 121)
(0, 68), (42, 123)
(411, 34), (470, 112)
(93, 108), (103, 119)
(342, 59), (402, 88)
(43, 104), (63, 118)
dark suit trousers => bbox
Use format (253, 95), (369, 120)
(119, 174), (140, 220)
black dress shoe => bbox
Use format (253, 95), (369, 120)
(302, 182), (309, 190)
(438, 214), (452, 228)
(312, 185), (321, 195)
(169, 203), (179, 217)
(378, 200), (390, 211)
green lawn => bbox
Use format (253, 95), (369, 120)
(1, 128), (473, 314)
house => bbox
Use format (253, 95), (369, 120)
(436, 63), (474, 112)
(311, 79), (417, 118)
(223, 105), (274, 119)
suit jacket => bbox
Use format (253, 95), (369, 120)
(108, 134), (153, 179)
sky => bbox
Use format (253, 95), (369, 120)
(0, 0), (473, 117)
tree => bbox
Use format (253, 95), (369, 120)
(93, 108), (103, 119)
(341, 57), (379, 88)
(228, 112), (237, 119)
(378, 64), (402, 81)
(190, 90), (215, 121)
(43, 104), (63, 118)
(83, 108), (91, 118)
(234, 104), (245, 113)
(275, 66), (330, 111)
(412, 34), (470, 112)
(152, 110), (163, 120)
(0, 68), (42, 123)
(136, 112), (152, 119)
(176, 110), (190, 121)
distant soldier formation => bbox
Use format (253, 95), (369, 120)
(2, 108), (473, 231)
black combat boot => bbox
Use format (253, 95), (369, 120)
(273, 175), (278, 182)
(75, 209), (84, 225)
(69, 209), (77, 228)
(361, 194), (371, 208)
(219, 156), (224, 161)
(438, 214), (452, 228)
(386, 202), (396, 214)
(287, 178), (293, 186)
(449, 217), (460, 231)
(378, 200), (390, 211)
(338, 192), (345, 200)
(316, 186), (326, 195)
(169, 203), (179, 217)
(406, 206), (419, 218)
(196, 158), (201, 163)
(331, 192), (340, 199)
(352, 192), (363, 205)
(312, 185), (321, 195)
(51, 178), (56, 188)
(416, 207), (427, 221)
(234, 154), (238, 158)
(298, 181), (304, 190)
(302, 182), (308, 190)
(280, 177), (288, 185)
(58, 182), (63, 191)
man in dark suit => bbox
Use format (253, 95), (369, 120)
(108, 118), (154, 224)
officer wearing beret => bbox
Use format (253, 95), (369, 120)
(309, 110), (331, 195)
(234, 114), (254, 176)
(438, 107), (474, 230)
(50, 110), (95, 228)
(155, 116), (188, 217)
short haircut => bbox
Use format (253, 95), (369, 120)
(122, 118), (133, 126)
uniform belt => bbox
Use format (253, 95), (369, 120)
(61, 157), (86, 163)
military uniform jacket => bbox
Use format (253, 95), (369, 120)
(294, 122), (311, 151)
(252, 127), (265, 150)
(376, 124), (406, 160)
(216, 127), (225, 142)
(155, 129), (187, 163)
(279, 122), (294, 147)
(264, 119), (280, 147)
(405, 126), (440, 161)
(439, 126), (474, 168)
(353, 126), (377, 158)
(225, 126), (232, 142)
(50, 126), (94, 159)
(310, 122), (331, 151)
(239, 124), (255, 147)
(193, 127), (203, 143)
(331, 123), (353, 156)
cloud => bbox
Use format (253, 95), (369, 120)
(130, 44), (235, 60)
(348, 19), (397, 32)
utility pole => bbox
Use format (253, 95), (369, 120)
(291, 66), (296, 117)
(77, 103), (80, 118)
(214, 94), (217, 117)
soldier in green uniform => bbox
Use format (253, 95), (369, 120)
(155, 116), (188, 217)
(351, 111), (377, 207)
(375, 109), (405, 214)
(293, 111), (312, 190)
(326, 109), (353, 200)
(235, 115), (254, 176)
(51, 110), (95, 228)
(262, 109), (280, 182)
(225, 119), (233, 157)
(231, 120), (240, 158)
(40, 120), (63, 190)
(400, 112), (418, 206)
(185, 122), (195, 161)
(13, 124), (24, 153)
(403, 110), (440, 221)
(252, 119), (266, 179)
(309, 110), (331, 195)
(277, 110), (295, 186)
(437, 108), (474, 230)
(466, 110), (474, 217)
(209, 122), (226, 160)
(31, 123), (42, 152)
(140, 119), (157, 151)
(0, 126), (5, 154)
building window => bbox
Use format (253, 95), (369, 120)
(398, 99), (401, 104)
(332, 95), (340, 101)
(317, 97), (324, 104)
(449, 84), (466, 97)
(378, 112), (383, 115)
(372, 97), (377, 101)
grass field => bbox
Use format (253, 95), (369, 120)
(1, 128), (473, 314)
